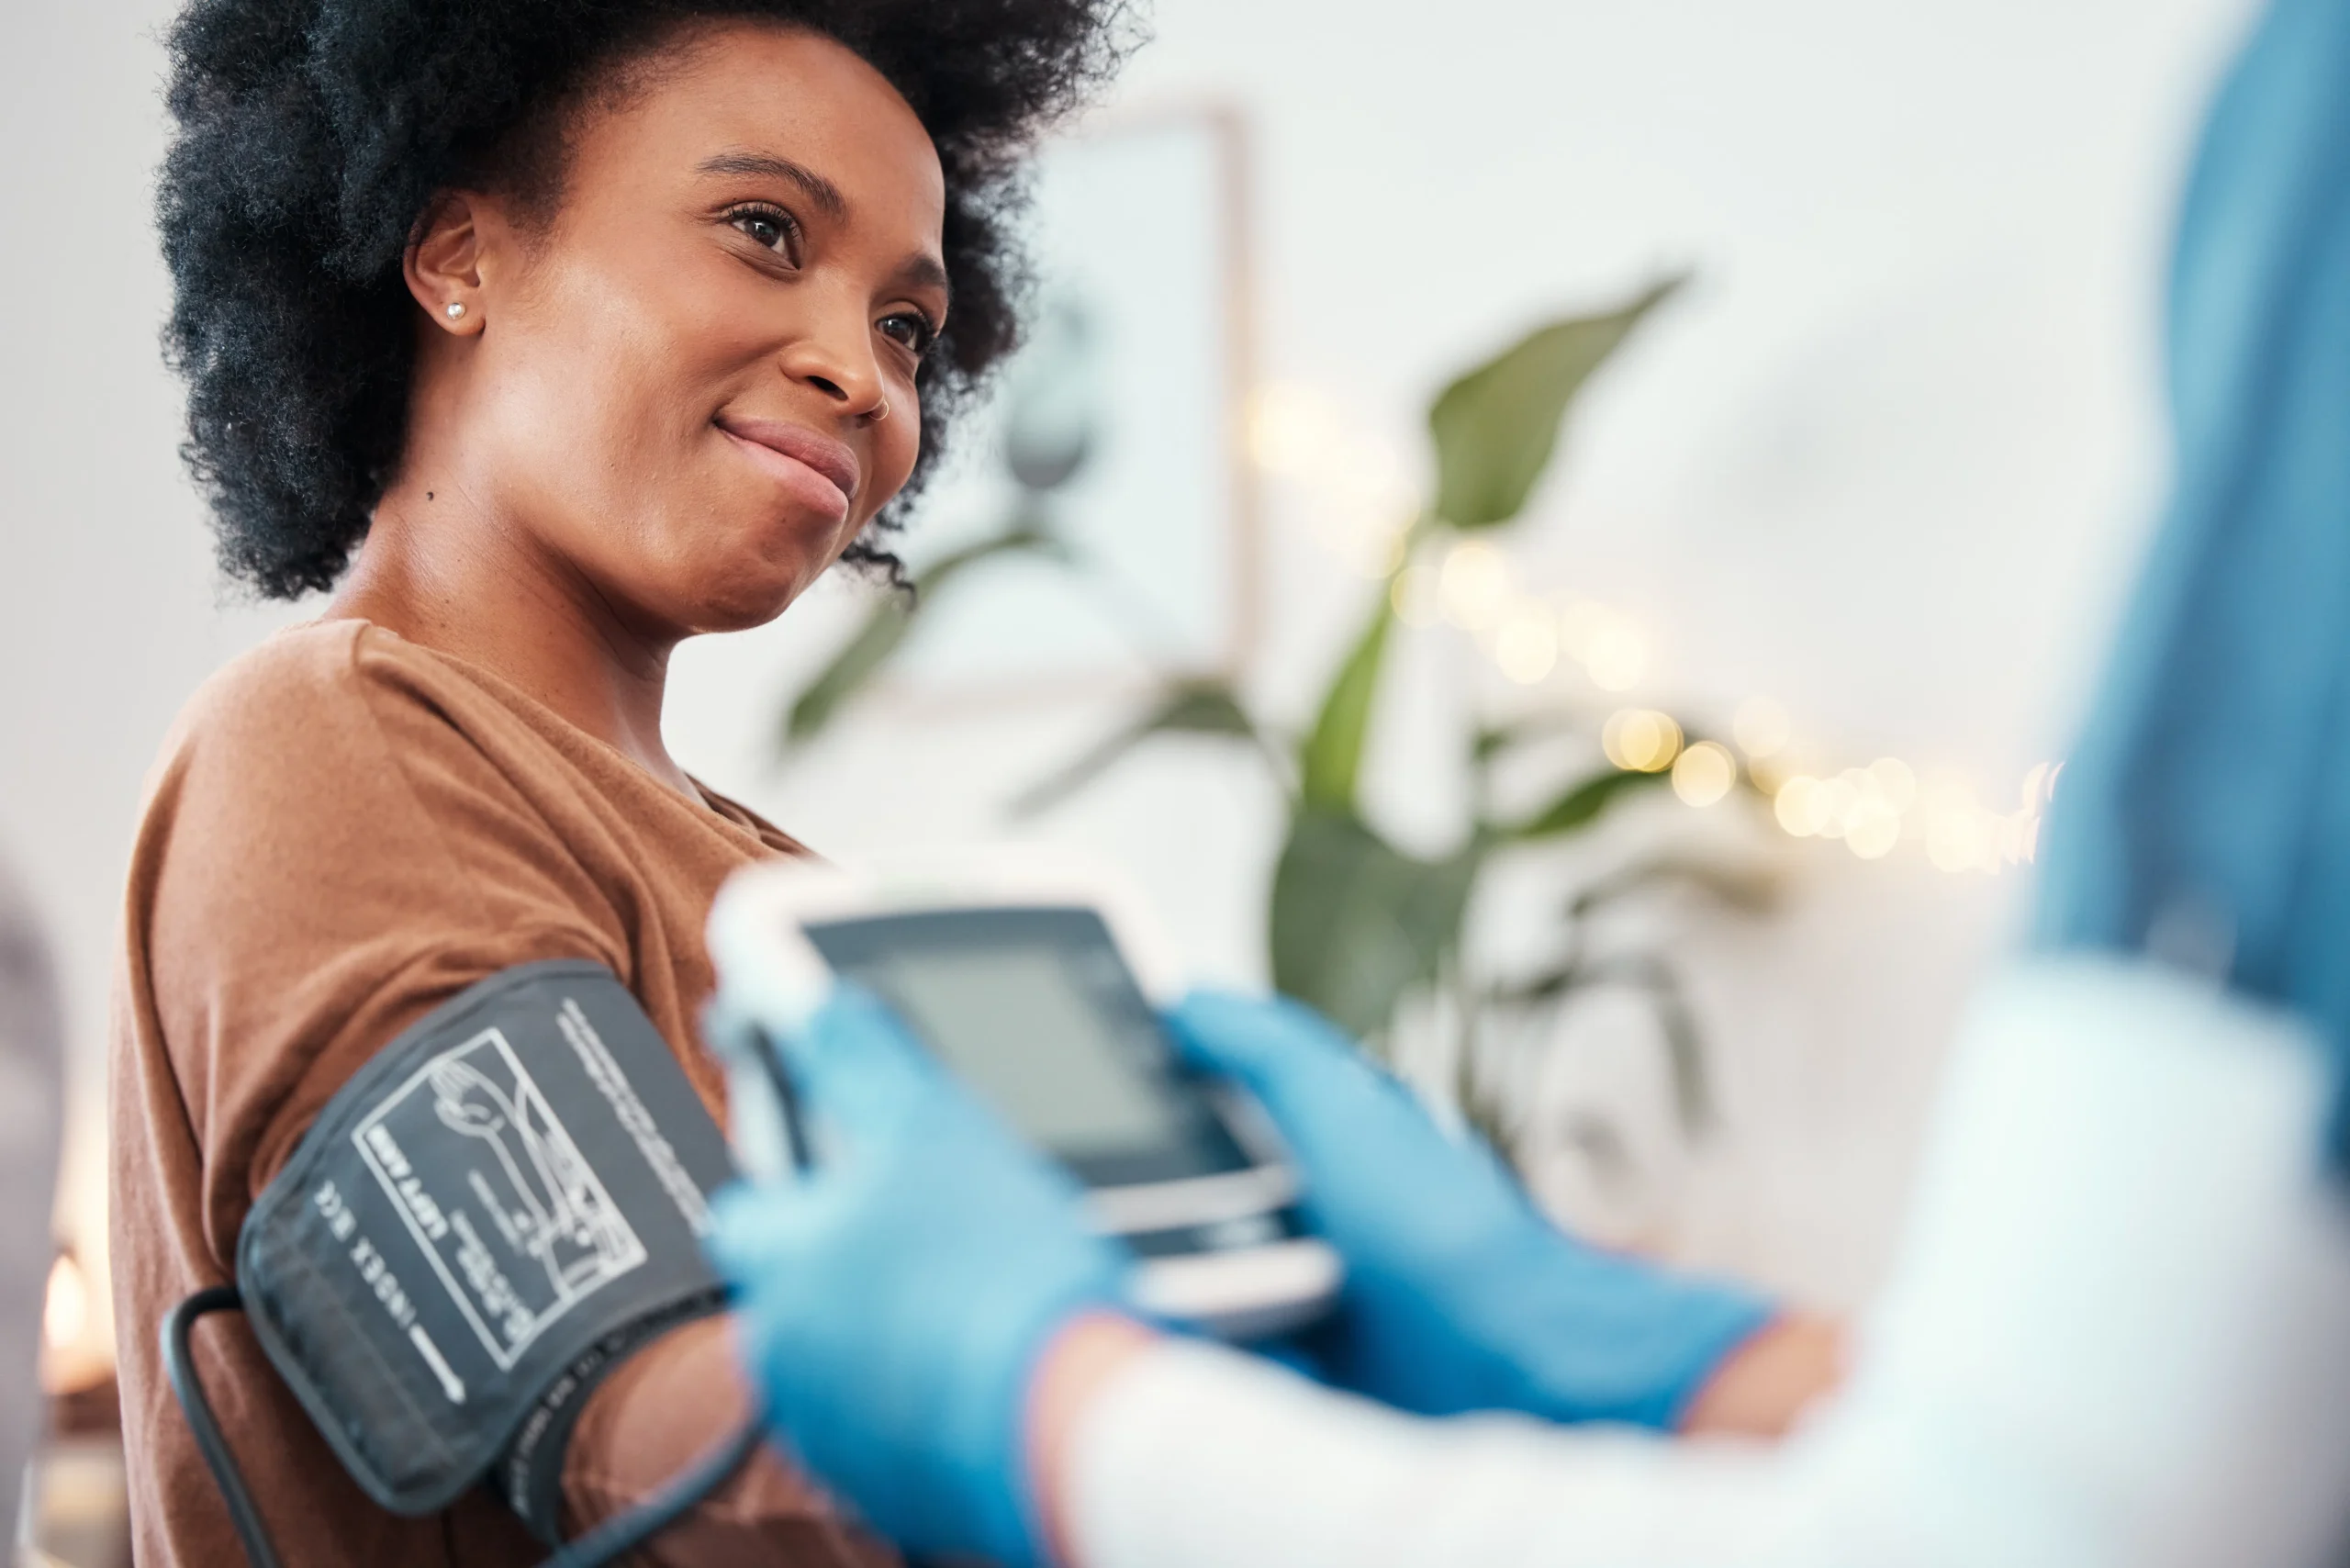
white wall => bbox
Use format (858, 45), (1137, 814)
(0, 1), (307, 1318)
(0, 0), (2255, 1347)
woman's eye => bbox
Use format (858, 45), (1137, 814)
(727, 206), (800, 259)
(878, 312), (937, 357)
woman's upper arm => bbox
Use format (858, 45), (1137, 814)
(137, 640), (624, 1256)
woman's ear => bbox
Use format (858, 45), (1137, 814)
(404, 192), (490, 336)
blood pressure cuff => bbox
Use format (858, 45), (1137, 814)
(235, 959), (736, 1540)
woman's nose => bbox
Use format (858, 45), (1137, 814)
(778, 297), (887, 420)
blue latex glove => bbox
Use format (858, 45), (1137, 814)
(707, 987), (1130, 1567)
(1168, 991), (1774, 1429)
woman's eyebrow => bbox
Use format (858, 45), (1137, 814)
(695, 150), (846, 220)
(896, 253), (952, 303)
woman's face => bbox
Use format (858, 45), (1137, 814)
(404, 24), (946, 636)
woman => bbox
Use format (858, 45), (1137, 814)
(112, 3), (1127, 1563)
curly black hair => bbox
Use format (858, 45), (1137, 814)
(161, 0), (1137, 599)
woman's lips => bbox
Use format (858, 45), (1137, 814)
(715, 416), (858, 525)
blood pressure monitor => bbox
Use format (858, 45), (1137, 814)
(707, 856), (1340, 1339)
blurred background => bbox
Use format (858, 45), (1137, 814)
(0, 0), (2264, 1558)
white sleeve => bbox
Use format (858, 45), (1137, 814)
(1061, 958), (2350, 1568)
(1062, 1338), (1797, 1568)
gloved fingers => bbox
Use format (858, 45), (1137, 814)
(1165, 991), (1408, 1135)
(706, 1170), (868, 1282)
(704, 1181), (880, 1451)
(706, 1170), (911, 1388)
(770, 983), (957, 1138)
(1164, 991), (1365, 1081)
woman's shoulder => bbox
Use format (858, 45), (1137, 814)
(161, 619), (494, 773)
(129, 619), (626, 979)
(169, 618), (384, 735)
(140, 620), (521, 852)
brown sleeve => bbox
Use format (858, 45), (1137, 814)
(143, 631), (632, 1251)
(120, 631), (635, 1564)
(129, 629), (876, 1560)
(562, 1315), (898, 1567)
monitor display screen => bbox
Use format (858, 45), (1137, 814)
(802, 907), (1251, 1185)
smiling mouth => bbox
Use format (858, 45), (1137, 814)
(714, 416), (859, 522)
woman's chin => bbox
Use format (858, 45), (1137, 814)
(627, 480), (871, 633)
(688, 576), (810, 634)
(662, 519), (845, 633)
(671, 551), (822, 633)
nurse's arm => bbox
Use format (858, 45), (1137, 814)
(1024, 1314), (1799, 1568)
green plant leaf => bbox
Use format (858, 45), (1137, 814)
(1269, 807), (1484, 1040)
(1498, 765), (1672, 842)
(1427, 276), (1684, 531)
(778, 524), (1060, 754)
(1297, 592), (1395, 812)
(1473, 713), (1573, 765)
(1009, 678), (1269, 818)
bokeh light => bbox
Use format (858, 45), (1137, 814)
(1926, 804), (1993, 872)
(1900, 764), (2060, 874)
(1775, 775), (1824, 835)
(1604, 709), (1684, 772)
(1672, 740), (1737, 806)
(1845, 799), (1901, 858)
(1812, 773), (1861, 838)
(1264, 454), (2063, 879)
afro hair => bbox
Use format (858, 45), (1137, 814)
(160, 0), (1137, 598)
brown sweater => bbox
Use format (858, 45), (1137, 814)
(109, 621), (888, 1567)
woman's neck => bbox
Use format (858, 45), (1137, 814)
(325, 491), (700, 800)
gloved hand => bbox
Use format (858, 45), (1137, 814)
(1168, 991), (1774, 1429)
(707, 986), (1131, 1568)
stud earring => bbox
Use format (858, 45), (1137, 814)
(445, 301), (466, 319)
